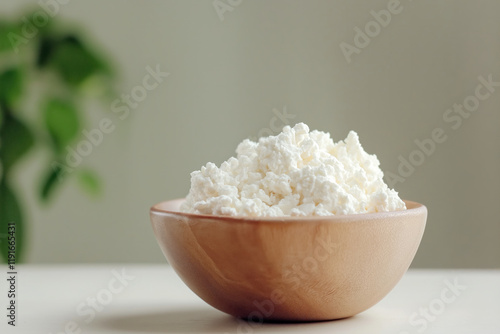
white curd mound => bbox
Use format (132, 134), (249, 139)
(181, 123), (406, 217)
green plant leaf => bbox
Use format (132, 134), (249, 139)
(0, 68), (23, 106)
(37, 36), (56, 68)
(48, 35), (110, 87)
(0, 22), (22, 53)
(0, 180), (24, 263)
(39, 163), (65, 202)
(0, 112), (35, 174)
(77, 169), (101, 196)
(43, 98), (80, 152)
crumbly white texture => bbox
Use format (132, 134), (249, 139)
(181, 123), (406, 217)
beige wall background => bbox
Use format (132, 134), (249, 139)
(3, 0), (499, 267)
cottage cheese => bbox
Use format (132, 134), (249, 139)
(181, 123), (406, 217)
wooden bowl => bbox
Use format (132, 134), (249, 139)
(150, 199), (427, 321)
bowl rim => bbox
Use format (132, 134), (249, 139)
(150, 199), (427, 224)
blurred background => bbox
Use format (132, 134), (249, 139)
(0, 0), (499, 268)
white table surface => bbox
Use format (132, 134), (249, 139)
(1, 265), (499, 334)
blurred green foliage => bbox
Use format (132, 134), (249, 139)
(0, 10), (116, 263)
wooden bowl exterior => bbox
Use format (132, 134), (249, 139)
(150, 199), (427, 321)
